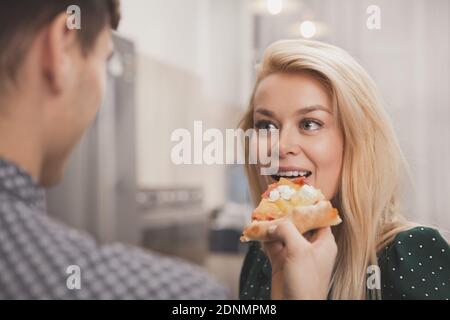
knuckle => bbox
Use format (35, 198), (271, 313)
(276, 220), (290, 233)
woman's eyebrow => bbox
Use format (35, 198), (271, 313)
(255, 105), (332, 117)
(254, 108), (274, 117)
(296, 105), (332, 115)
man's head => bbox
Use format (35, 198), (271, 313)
(0, 1), (121, 186)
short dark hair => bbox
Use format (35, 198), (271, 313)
(0, 0), (121, 89)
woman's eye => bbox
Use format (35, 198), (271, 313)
(254, 120), (278, 131)
(300, 119), (323, 131)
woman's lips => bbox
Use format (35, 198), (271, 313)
(270, 170), (313, 182)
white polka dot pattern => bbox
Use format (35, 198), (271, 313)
(240, 227), (450, 300)
(380, 226), (449, 300)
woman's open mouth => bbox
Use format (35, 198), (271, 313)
(271, 170), (312, 182)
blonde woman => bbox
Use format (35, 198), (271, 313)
(239, 39), (450, 300)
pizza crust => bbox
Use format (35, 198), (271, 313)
(241, 196), (342, 242)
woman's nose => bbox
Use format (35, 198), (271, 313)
(278, 128), (302, 158)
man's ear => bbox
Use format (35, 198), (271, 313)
(41, 12), (80, 94)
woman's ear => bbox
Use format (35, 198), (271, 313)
(41, 12), (79, 94)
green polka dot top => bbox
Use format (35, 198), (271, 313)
(239, 226), (450, 300)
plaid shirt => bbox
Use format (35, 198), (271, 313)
(0, 158), (228, 299)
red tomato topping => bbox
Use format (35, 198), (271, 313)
(292, 177), (306, 186)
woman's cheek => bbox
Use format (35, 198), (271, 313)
(308, 135), (343, 199)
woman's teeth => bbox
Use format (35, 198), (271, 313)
(272, 171), (312, 180)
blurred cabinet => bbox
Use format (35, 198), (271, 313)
(137, 188), (209, 265)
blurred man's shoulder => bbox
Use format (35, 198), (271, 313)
(0, 193), (227, 299)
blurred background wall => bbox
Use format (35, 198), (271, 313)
(47, 0), (449, 298)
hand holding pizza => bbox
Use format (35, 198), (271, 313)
(262, 223), (337, 300)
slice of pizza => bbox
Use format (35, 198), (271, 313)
(240, 177), (342, 242)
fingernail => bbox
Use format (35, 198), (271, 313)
(268, 225), (277, 234)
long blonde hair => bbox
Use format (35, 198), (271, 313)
(239, 39), (415, 300)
